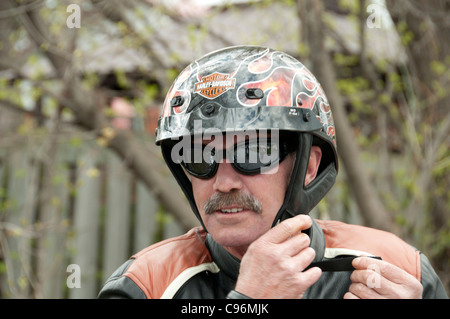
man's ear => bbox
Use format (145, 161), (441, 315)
(305, 146), (322, 186)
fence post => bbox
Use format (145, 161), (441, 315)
(102, 152), (131, 283)
(134, 181), (157, 252)
(1, 147), (40, 298)
(69, 149), (102, 299)
(36, 155), (71, 299)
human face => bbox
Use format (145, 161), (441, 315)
(189, 132), (297, 259)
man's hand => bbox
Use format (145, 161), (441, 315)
(344, 257), (423, 299)
(234, 214), (322, 299)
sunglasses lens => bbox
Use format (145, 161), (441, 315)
(181, 136), (295, 178)
(234, 140), (280, 174)
(183, 162), (215, 178)
(181, 146), (217, 179)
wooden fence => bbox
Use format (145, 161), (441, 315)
(0, 136), (186, 298)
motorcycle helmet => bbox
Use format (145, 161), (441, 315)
(156, 46), (338, 231)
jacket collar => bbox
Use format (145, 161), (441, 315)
(206, 234), (241, 281)
(205, 218), (325, 281)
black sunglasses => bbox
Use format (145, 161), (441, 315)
(180, 135), (297, 179)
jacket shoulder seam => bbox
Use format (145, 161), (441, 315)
(123, 227), (212, 298)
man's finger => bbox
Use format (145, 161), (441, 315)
(343, 291), (360, 299)
(349, 269), (390, 295)
(283, 233), (311, 256)
(299, 265), (322, 287)
(352, 257), (413, 285)
(348, 282), (384, 299)
(263, 214), (312, 244)
(292, 246), (316, 270)
(351, 257), (423, 299)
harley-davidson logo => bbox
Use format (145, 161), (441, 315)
(194, 73), (236, 99)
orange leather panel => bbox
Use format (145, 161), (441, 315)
(123, 227), (211, 298)
(316, 219), (421, 281)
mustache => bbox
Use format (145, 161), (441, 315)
(204, 191), (262, 215)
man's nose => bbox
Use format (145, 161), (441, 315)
(212, 161), (243, 193)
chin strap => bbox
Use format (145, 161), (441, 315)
(305, 256), (382, 272)
(271, 133), (337, 227)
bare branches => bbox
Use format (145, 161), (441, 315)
(0, 0), (44, 19)
(3, 0), (196, 231)
(385, 0), (450, 238)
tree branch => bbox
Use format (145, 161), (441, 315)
(297, 0), (393, 231)
(108, 130), (199, 230)
(11, 0), (197, 231)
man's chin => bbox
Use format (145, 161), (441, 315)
(211, 231), (259, 259)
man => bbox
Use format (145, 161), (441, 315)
(98, 46), (447, 299)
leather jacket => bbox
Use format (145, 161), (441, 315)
(98, 219), (448, 299)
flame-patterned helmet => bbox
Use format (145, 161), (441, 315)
(156, 46), (338, 227)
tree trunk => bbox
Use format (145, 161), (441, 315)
(386, 0), (450, 233)
(297, 0), (393, 231)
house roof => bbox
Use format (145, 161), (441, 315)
(77, 1), (406, 75)
(7, 1), (406, 81)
